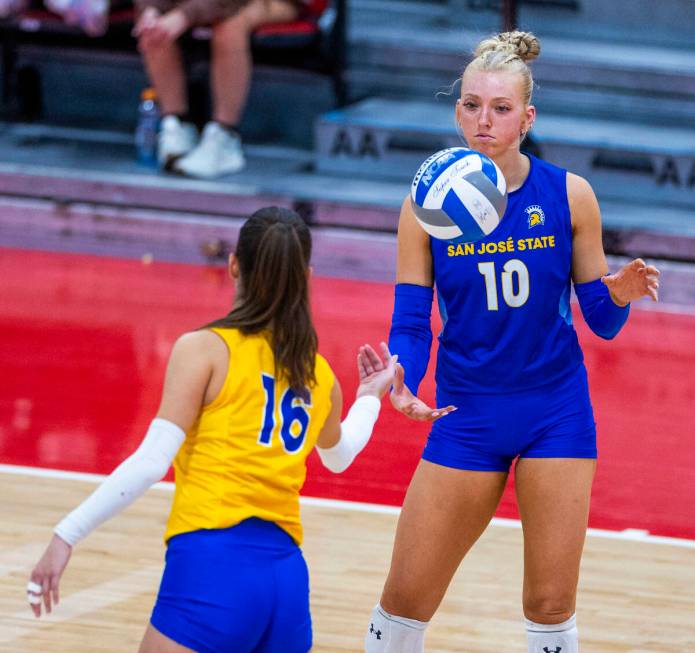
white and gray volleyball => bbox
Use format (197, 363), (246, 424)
(410, 147), (507, 242)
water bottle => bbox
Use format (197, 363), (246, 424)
(134, 88), (160, 168)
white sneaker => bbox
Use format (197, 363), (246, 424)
(158, 115), (198, 170)
(173, 122), (245, 178)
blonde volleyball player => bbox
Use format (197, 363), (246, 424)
(27, 207), (397, 653)
(365, 32), (660, 653)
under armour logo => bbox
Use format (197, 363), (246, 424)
(369, 623), (382, 640)
(543, 647), (562, 653)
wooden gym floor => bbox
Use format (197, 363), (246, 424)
(1, 468), (694, 652)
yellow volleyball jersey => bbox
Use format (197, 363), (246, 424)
(165, 328), (335, 545)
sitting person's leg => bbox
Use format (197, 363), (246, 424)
(212, 0), (298, 130)
(174, 0), (299, 178)
(134, 2), (197, 168)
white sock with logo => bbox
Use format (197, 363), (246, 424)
(525, 614), (578, 653)
(364, 603), (427, 652)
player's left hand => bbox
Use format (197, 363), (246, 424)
(602, 258), (660, 305)
(390, 363), (456, 422)
(27, 535), (72, 617)
(356, 342), (398, 400)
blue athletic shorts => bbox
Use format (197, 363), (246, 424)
(423, 364), (597, 472)
(150, 518), (312, 653)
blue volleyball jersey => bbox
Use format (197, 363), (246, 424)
(431, 155), (584, 394)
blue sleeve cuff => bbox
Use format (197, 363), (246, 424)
(574, 278), (630, 340)
(388, 284), (434, 395)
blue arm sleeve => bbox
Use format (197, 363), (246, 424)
(388, 283), (434, 395)
(574, 277), (630, 340)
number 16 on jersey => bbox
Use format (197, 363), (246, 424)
(258, 374), (312, 453)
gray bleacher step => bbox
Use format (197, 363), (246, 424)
(315, 98), (695, 208)
(350, 19), (695, 83)
(0, 159), (404, 232)
(451, 0), (695, 48)
(2, 156), (694, 239)
(1, 122), (695, 263)
(0, 122), (404, 231)
(349, 23), (695, 94)
(529, 87), (695, 132)
(351, 0), (695, 49)
(346, 65), (695, 128)
(346, 18), (695, 124)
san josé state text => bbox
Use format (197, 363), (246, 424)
(447, 236), (556, 257)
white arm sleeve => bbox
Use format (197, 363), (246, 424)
(316, 395), (381, 474)
(54, 418), (185, 547)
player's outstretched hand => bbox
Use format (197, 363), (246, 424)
(356, 342), (398, 399)
(27, 535), (72, 617)
(602, 258), (660, 304)
(390, 363), (456, 422)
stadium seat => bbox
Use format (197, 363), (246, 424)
(0, 0), (346, 121)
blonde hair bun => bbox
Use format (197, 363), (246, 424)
(474, 31), (540, 64)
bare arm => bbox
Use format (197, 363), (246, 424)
(568, 173), (659, 305)
(315, 376), (344, 450)
(397, 196), (434, 286)
(27, 330), (221, 617)
(568, 173), (609, 284)
(156, 329), (226, 430)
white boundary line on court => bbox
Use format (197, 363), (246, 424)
(2, 463), (694, 550)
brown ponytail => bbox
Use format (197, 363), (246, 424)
(206, 207), (317, 393)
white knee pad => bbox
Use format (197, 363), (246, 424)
(525, 613), (578, 653)
(365, 603), (427, 653)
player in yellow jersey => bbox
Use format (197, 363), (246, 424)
(27, 206), (398, 653)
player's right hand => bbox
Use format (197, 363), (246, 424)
(390, 364), (456, 421)
(27, 534), (72, 617)
(356, 342), (398, 399)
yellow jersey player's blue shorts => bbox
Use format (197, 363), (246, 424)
(150, 518), (312, 653)
(423, 364), (597, 472)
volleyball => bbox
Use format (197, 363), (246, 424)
(410, 147), (507, 242)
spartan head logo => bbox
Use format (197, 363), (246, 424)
(525, 204), (545, 229)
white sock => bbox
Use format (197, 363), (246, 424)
(525, 614), (578, 653)
(365, 603), (428, 652)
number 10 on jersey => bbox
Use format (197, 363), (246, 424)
(478, 259), (530, 310)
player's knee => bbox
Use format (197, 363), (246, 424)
(364, 604), (427, 653)
(523, 591), (574, 625)
(212, 13), (251, 47)
(380, 584), (433, 623)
